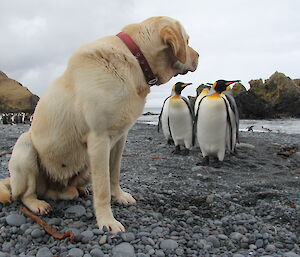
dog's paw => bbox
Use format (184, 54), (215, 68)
(78, 186), (89, 197)
(112, 191), (136, 205)
(25, 199), (52, 215)
(98, 218), (125, 233)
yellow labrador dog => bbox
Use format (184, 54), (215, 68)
(0, 16), (198, 233)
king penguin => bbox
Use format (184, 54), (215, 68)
(158, 82), (194, 155)
(195, 79), (240, 166)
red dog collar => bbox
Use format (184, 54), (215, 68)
(116, 32), (158, 86)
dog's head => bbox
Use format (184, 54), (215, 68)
(122, 16), (199, 85)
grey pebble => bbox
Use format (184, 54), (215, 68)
(235, 225), (247, 234)
(233, 254), (245, 257)
(284, 252), (300, 257)
(0, 252), (9, 257)
(68, 248), (84, 257)
(20, 223), (30, 231)
(121, 232), (136, 242)
(265, 244), (276, 252)
(31, 228), (44, 238)
(206, 194), (214, 204)
(206, 235), (220, 248)
(112, 242), (135, 256)
(99, 235), (108, 245)
(90, 248), (104, 257)
(81, 230), (94, 243)
(155, 250), (165, 257)
(218, 234), (228, 240)
(5, 214), (26, 226)
(160, 239), (178, 250)
(66, 205), (86, 217)
(229, 205), (235, 211)
(36, 247), (52, 257)
(48, 218), (62, 226)
(255, 239), (264, 248)
(136, 254), (148, 257)
(230, 232), (243, 241)
(175, 248), (185, 256)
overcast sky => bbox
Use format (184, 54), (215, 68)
(1, 0), (299, 107)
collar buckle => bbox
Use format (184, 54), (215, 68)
(147, 77), (158, 85)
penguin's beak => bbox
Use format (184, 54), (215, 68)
(225, 80), (240, 85)
(181, 83), (192, 87)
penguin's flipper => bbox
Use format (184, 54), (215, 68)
(221, 96), (234, 153)
(182, 96), (195, 146)
(158, 96), (171, 133)
(194, 95), (208, 145)
(182, 97), (195, 119)
(223, 91), (240, 143)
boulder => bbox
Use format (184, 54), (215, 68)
(0, 71), (39, 113)
(232, 82), (246, 97)
(235, 91), (276, 119)
(248, 72), (300, 118)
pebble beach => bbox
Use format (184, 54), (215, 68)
(0, 122), (300, 257)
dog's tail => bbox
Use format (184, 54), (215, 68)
(0, 177), (11, 203)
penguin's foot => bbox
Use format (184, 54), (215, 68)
(181, 148), (190, 156)
(233, 148), (238, 155)
(197, 156), (209, 166)
(212, 158), (223, 168)
(172, 145), (181, 154)
(167, 139), (174, 145)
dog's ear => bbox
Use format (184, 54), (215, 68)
(160, 23), (187, 64)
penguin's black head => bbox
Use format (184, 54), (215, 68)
(213, 79), (240, 93)
(174, 82), (192, 95)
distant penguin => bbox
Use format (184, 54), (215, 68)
(194, 87), (210, 115)
(158, 82), (194, 155)
(195, 79), (240, 166)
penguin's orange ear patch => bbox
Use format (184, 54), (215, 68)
(160, 23), (187, 64)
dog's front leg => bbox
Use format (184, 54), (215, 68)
(87, 132), (125, 233)
(110, 133), (136, 205)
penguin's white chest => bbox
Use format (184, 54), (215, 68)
(168, 97), (193, 148)
(196, 95), (228, 160)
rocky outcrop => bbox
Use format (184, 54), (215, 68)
(234, 91), (276, 119)
(0, 71), (39, 113)
(243, 72), (300, 118)
(232, 82), (246, 97)
(193, 72), (300, 119)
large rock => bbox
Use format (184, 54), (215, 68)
(232, 82), (247, 97)
(247, 72), (300, 118)
(0, 71), (39, 113)
(235, 90), (276, 119)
